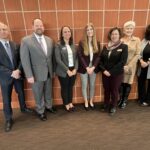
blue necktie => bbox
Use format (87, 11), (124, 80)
(5, 42), (14, 67)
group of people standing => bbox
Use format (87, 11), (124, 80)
(0, 18), (150, 132)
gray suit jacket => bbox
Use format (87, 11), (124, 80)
(20, 33), (54, 81)
(55, 43), (78, 77)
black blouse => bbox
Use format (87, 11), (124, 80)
(143, 43), (150, 61)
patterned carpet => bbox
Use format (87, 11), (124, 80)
(0, 101), (150, 150)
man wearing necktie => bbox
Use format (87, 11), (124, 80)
(20, 18), (55, 121)
(0, 22), (32, 132)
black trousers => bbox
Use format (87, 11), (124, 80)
(0, 78), (26, 121)
(102, 73), (123, 107)
(138, 68), (150, 103)
(58, 75), (76, 105)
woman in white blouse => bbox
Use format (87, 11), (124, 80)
(55, 26), (78, 112)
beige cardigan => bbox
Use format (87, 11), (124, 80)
(121, 36), (141, 84)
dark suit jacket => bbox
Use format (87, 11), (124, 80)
(0, 41), (22, 84)
(99, 43), (128, 75)
(77, 41), (101, 74)
(55, 42), (78, 77)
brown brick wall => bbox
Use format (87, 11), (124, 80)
(0, 0), (149, 109)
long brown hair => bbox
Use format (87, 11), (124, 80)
(82, 23), (98, 56)
(60, 26), (73, 46)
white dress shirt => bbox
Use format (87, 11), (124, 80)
(88, 41), (93, 62)
(66, 44), (74, 67)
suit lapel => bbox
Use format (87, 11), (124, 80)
(9, 41), (16, 65)
(0, 41), (12, 64)
(69, 44), (76, 62)
(60, 44), (76, 65)
(61, 45), (68, 60)
(31, 34), (47, 58)
(45, 36), (51, 57)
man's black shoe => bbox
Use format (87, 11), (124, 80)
(21, 108), (33, 113)
(46, 107), (56, 114)
(38, 113), (47, 121)
(109, 107), (116, 116)
(5, 119), (13, 132)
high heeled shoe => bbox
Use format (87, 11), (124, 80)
(64, 104), (71, 112)
(70, 107), (76, 112)
(65, 108), (71, 112)
(89, 104), (95, 110)
(84, 106), (89, 111)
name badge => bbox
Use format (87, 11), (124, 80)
(62, 47), (67, 51)
(117, 49), (122, 52)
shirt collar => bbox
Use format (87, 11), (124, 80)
(122, 36), (137, 41)
(130, 36), (137, 41)
(34, 33), (44, 40)
(0, 38), (9, 46)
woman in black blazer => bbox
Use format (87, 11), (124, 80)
(55, 26), (78, 112)
(99, 27), (128, 115)
(137, 24), (150, 106)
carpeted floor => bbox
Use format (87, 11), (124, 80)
(0, 101), (150, 150)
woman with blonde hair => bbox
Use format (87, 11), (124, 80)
(77, 23), (101, 110)
(118, 21), (141, 109)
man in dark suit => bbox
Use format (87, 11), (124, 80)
(20, 18), (55, 121)
(0, 22), (32, 132)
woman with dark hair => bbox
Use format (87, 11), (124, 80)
(55, 26), (78, 112)
(118, 21), (141, 109)
(99, 27), (128, 115)
(77, 23), (101, 110)
(137, 24), (150, 105)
